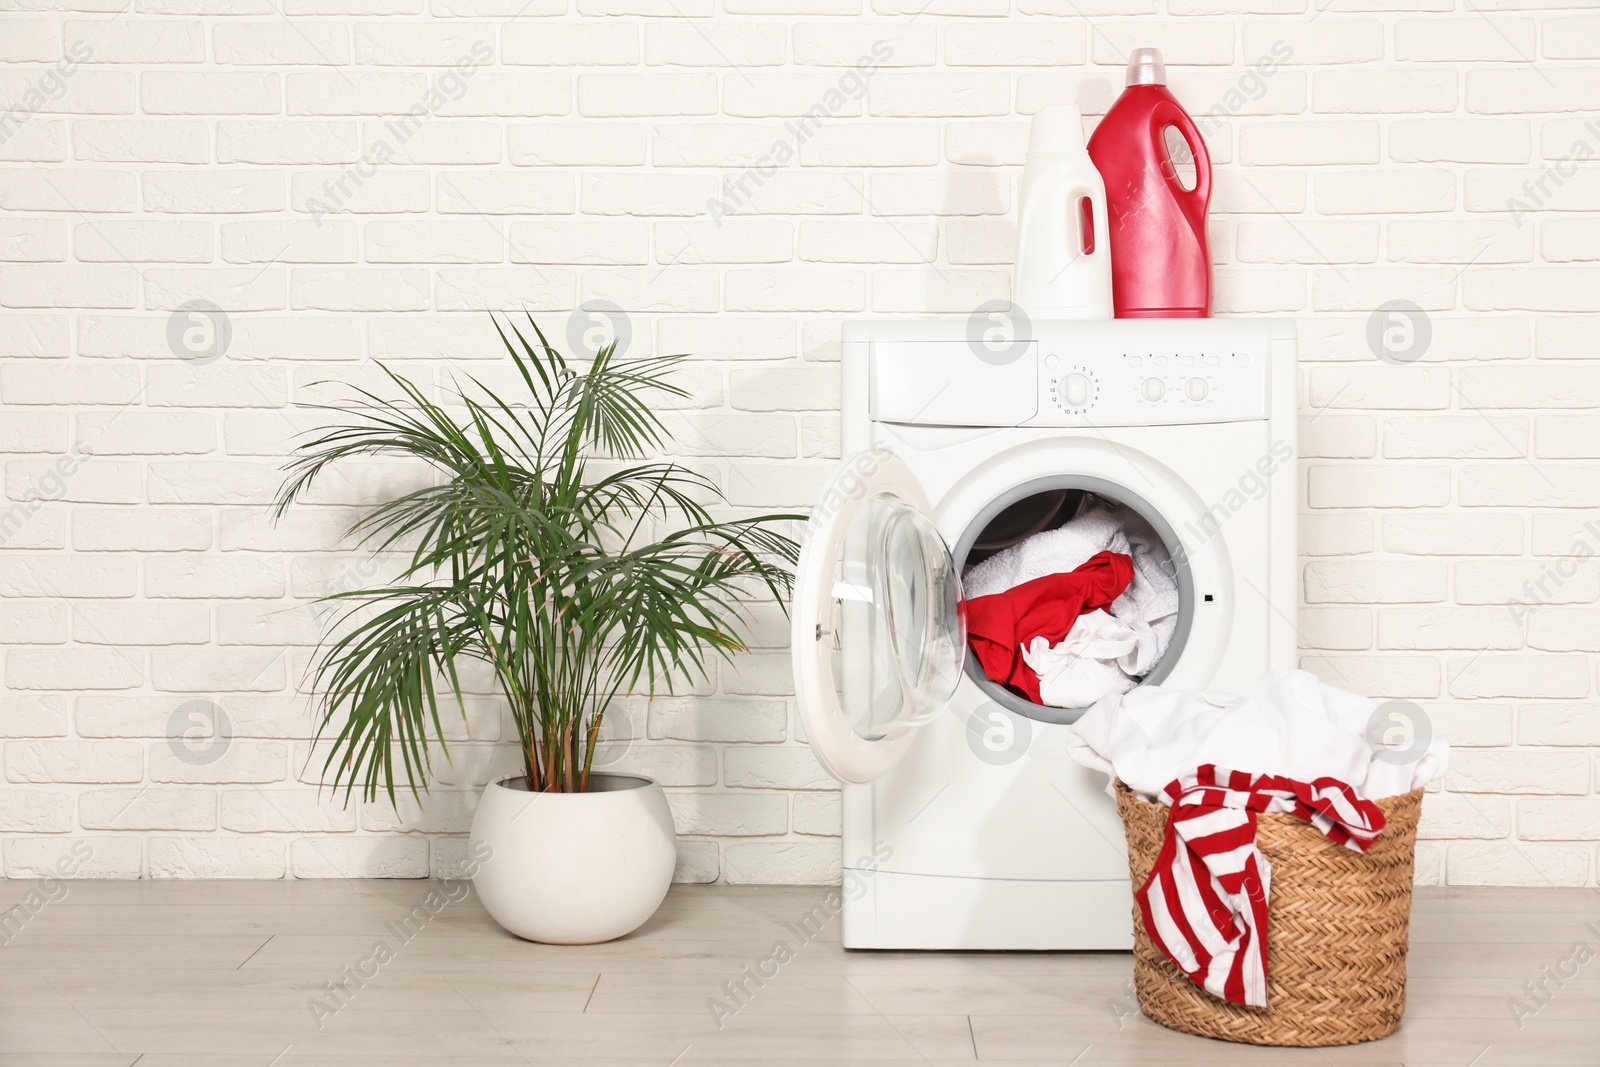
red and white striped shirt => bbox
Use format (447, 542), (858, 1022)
(1134, 765), (1386, 1007)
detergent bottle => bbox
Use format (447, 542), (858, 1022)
(1012, 104), (1113, 321)
(1087, 47), (1212, 318)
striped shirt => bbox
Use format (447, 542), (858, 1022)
(1134, 764), (1386, 1007)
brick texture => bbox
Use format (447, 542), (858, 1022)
(0, 7), (1595, 887)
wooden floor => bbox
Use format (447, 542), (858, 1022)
(0, 880), (1596, 1066)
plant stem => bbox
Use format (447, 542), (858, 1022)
(579, 716), (601, 793)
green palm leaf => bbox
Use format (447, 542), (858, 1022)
(277, 314), (801, 801)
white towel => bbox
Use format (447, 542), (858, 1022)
(1064, 669), (1450, 801)
(961, 507), (1127, 599)
(1021, 610), (1139, 708)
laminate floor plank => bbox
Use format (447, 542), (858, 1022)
(0, 882), (1593, 1064)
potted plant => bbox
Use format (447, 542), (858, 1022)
(274, 316), (799, 943)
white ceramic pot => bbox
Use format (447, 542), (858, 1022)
(469, 773), (676, 945)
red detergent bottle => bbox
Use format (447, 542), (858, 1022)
(1087, 48), (1212, 318)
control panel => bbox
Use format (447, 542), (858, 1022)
(863, 321), (1283, 428)
(1037, 344), (1267, 426)
(1123, 349), (1230, 406)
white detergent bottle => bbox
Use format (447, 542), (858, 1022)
(1013, 104), (1114, 321)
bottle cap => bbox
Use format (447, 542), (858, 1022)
(1026, 104), (1086, 154)
(1126, 47), (1167, 87)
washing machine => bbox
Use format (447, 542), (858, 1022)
(789, 317), (1297, 950)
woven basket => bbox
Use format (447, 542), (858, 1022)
(1114, 780), (1422, 1047)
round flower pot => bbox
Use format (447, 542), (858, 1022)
(469, 772), (676, 945)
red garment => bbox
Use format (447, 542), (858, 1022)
(1137, 764), (1385, 1007)
(965, 551), (1134, 703)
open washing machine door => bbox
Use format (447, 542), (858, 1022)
(792, 449), (966, 784)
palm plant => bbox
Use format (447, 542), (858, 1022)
(274, 315), (800, 800)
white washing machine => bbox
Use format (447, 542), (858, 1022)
(790, 318), (1297, 950)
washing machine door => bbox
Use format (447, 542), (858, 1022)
(792, 449), (966, 784)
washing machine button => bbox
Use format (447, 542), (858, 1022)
(1062, 372), (1091, 407)
(1185, 378), (1209, 401)
(1140, 378), (1165, 402)
(1044, 354), (1060, 370)
(1205, 354), (1220, 367)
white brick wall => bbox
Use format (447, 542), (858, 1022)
(1, 4), (1596, 888)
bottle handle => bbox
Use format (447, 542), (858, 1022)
(1150, 98), (1211, 226)
(1063, 184), (1103, 260)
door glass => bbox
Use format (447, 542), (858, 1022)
(826, 492), (965, 741)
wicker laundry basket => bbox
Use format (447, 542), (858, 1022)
(1114, 780), (1423, 1047)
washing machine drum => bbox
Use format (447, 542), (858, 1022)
(952, 479), (1192, 725)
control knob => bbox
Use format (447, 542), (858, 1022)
(1061, 372), (1091, 408)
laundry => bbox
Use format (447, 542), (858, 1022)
(1065, 669), (1451, 801)
(963, 498), (1181, 707)
(1136, 764), (1386, 1008)
(964, 506), (1127, 599)
(1107, 511), (1180, 676)
(1022, 609), (1139, 708)
(964, 551), (1133, 705)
